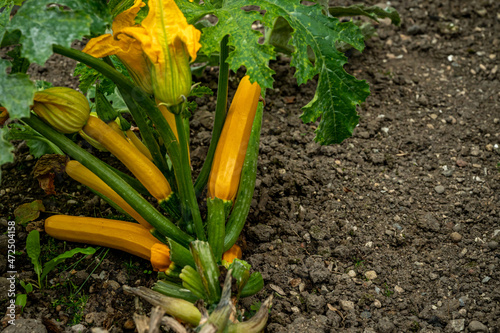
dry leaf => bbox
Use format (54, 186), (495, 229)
(14, 200), (45, 225)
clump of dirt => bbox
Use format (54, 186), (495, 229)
(1, 0), (499, 332)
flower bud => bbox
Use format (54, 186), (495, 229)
(150, 243), (172, 272)
(151, 39), (192, 108)
(32, 87), (90, 134)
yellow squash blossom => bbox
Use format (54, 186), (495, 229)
(83, 0), (201, 107)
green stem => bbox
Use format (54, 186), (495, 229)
(190, 241), (221, 304)
(194, 35), (230, 196)
(104, 165), (150, 196)
(19, 120), (64, 155)
(174, 108), (205, 241)
(39, 137), (64, 155)
(206, 197), (225, 262)
(24, 115), (193, 247)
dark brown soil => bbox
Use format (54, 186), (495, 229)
(1, 0), (499, 332)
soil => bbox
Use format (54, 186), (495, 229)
(1, 0), (499, 332)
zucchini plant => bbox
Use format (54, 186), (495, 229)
(0, 0), (399, 330)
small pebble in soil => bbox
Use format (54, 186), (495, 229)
(377, 318), (396, 332)
(373, 299), (382, 308)
(487, 241), (498, 250)
(468, 320), (488, 332)
(407, 24), (424, 35)
(340, 300), (355, 311)
(481, 276), (491, 284)
(71, 324), (86, 332)
(442, 169), (454, 177)
(450, 232), (462, 243)
(365, 270), (377, 280)
(434, 185), (445, 194)
(450, 318), (465, 332)
(360, 311), (371, 319)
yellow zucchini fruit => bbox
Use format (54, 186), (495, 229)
(208, 76), (261, 202)
(45, 215), (171, 271)
(65, 160), (152, 229)
(82, 116), (172, 202)
(126, 129), (153, 161)
(222, 244), (242, 265)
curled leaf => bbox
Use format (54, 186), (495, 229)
(33, 154), (67, 195)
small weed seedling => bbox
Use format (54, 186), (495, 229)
(26, 230), (96, 288)
(15, 280), (33, 311)
(383, 283), (394, 298)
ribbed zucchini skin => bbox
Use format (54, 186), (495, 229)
(208, 76), (261, 202)
(82, 116), (171, 201)
(224, 103), (263, 251)
(65, 160), (153, 229)
(45, 215), (161, 260)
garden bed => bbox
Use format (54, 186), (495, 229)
(1, 0), (499, 332)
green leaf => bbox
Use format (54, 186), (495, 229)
(15, 294), (27, 309)
(62, 0), (111, 35)
(261, 1), (370, 143)
(41, 247), (96, 281)
(329, 4), (401, 26)
(7, 0), (110, 65)
(20, 281), (33, 293)
(0, 127), (14, 182)
(73, 63), (101, 95)
(5, 123), (62, 157)
(178, 0), (370, 144)
(74, 56), (129, 95)
(0, 59), (35, 119)
(26, 230), (42, 277)
(35, 80), (53, 91)
(109, 0), (134, 18)
(185, 84), (213, 113)
(178, 0), (276, 89)
(190, 85), (213, 98)
(0, 1), (14, 37)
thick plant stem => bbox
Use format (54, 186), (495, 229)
(24, 115), (193, 247)
(194, 35), (230, 196)
(174, 109), (205, 241)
